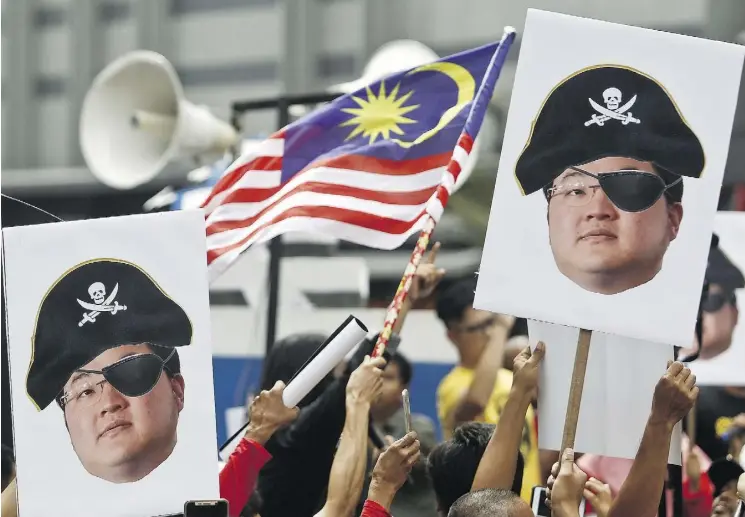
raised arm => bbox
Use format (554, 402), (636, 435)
(316, 356), (385, 517)
(220, 381), (298, 516)
(471, 342), (545, 491)
(449, 314), (514, 427)
(608, 361), (698, 517)
(392, 242), (445, 334)
(364, 432), (421, 516)
(549, 449), (588, 517)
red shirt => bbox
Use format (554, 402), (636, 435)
(219, 438), (272, 517)
(360, 500), (392, 517)
(682, 472), (714, 517)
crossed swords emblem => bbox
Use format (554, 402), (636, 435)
(77, 283), (127, 327)
(584, 94), (641, 127)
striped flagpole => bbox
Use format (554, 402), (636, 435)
(372, 27), (517, 358)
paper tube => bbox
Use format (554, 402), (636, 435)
(282, 315), (368, 407)
(218, 315), (368, 457)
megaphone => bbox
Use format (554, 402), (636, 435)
(80, 51), (239, 190)
(330, 40), (499, 192)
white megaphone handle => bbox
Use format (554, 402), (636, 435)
(176, 101), (239, 154)
(131, 110), (177, 140)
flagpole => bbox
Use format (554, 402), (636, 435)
(371, 26), (516, 359)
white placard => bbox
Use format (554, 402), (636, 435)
(475, 10), (744, 346)
(528, 320), (681, 464)
(2, 210), (219, 517)
(689, 212), (745, 386)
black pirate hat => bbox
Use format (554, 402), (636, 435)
(515, 65), (705, 197)
(27, 259), (192, 410)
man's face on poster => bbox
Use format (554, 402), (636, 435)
(546, 156), (683, 295)
(60, 344), (185, 483)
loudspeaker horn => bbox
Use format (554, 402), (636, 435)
(80, 50), (239, 190)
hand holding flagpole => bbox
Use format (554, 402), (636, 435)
(372, 26), (517, 358)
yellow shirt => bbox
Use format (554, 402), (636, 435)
(437, 366), (540, 503)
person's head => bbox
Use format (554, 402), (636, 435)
(514, 65), (704, 296)
(427, 422), (524, 516)
(57, 343), (184, 483)
(27, 259), (193, 484)
(545, 157), (683, 295)
(447, 488), (533, 517)
(1, 444), (15, 491)
(697, 235), (744, 359)
(436, 279), (502, 358)
(260, 333), (329, 407)
(711, 490), (740, 517)
(710, 457), (745, 517)
(371, 352), (412, 422)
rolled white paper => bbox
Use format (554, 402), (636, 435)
(218, 315), (368, 459)
(282, 315), (368, 408)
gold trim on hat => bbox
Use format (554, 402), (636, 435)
(513, 63), (706, 195)
(25, 257), (193, 411)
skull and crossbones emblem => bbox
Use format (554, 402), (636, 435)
(77, 282), (127, 327)
(584, 87), (641, 127)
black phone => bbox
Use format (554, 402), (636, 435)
(184, 499), (229, 517)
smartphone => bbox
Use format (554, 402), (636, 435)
(530, 486), (585, 517)
(402, 388), (413, 434)
(184, 499), (229, 517)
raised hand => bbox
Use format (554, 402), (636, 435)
(583, 477), (613, 517)
(685, 449), (702, 491)
(371, 432), (421, 495)
(246, 380), (299, 444)
(409, 242), (446, 302)
(649, 361), (699, 427)
(512, 341), (545, 400)
(547, 448), (588, 516)
(346, 355), (386, 405)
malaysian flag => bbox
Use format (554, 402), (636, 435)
(202, 34), (515, 281)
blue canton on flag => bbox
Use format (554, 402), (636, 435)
(202, 33), (516, 281)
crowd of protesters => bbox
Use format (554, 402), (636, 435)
(1, 237), (744, 517)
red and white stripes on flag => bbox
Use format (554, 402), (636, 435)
(201, 132), (475, 282)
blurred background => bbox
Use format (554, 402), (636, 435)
(2, 0), (744, 447)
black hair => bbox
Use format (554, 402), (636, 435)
(389, 352), (412, 386)
(1, 443), (15, 491)
(259, 333), (329, 407)
(427, 423), (524, 514)
(447, 488), (525, 517)
(436, 278), (477, 329)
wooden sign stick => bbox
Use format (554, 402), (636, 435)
(560, 328), (593, 452)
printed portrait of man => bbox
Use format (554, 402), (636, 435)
(26, 259), (192, 484)
(514, 65), (705, 295)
